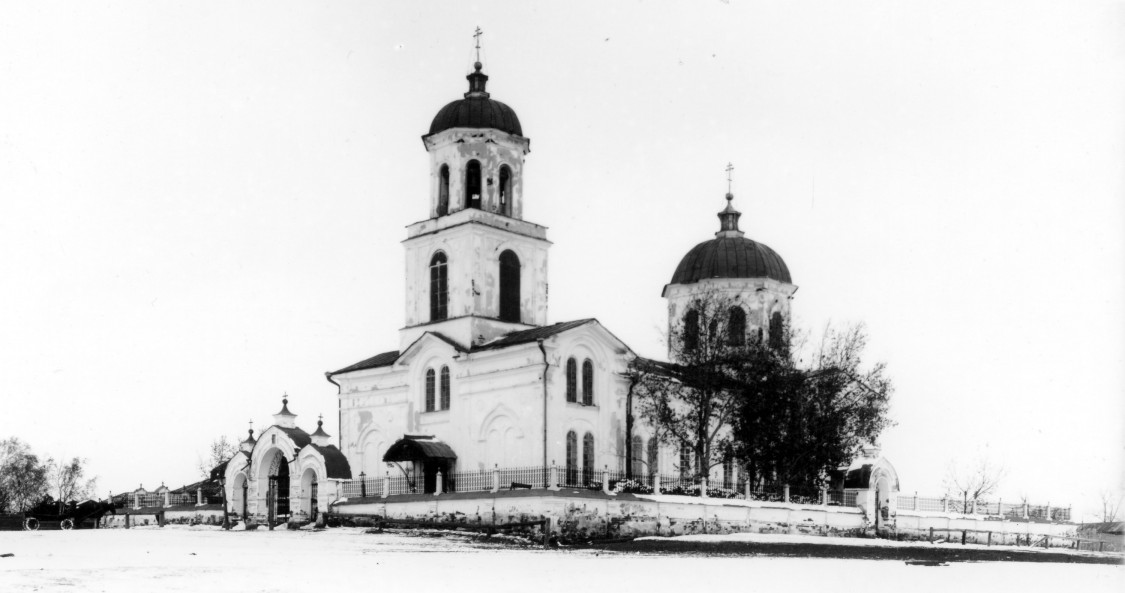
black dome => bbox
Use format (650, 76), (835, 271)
(670, 236), (791, 285)
(427, 62), (522, 137)
(429, 97), (522, 136)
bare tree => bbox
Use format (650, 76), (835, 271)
(198, 436), (238, 479)
(50, 457), (98, 511)
(1098, 489), (1123, 523)
(943, 455), (1006, 510)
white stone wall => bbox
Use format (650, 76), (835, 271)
(423, 128), (529, 219)
(336, 322), (635, 478)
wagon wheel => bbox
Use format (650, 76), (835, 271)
(23, 517), (40, 531)
(60, 518), (75, 530)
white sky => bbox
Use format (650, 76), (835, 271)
(1, 1), (1122, 519)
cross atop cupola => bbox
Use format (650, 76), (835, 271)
(717, 163), (744, 238)
(310, 414), (332, 447)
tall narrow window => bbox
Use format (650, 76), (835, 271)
(565, 358), (577, 403)
(498, 165), (512, 216)
(581, 360), (594, 405)
(683, 310), (700, 352)
(499, 250), (520, 322)
(429, 252), (448, 321)
(439, 365), (450, 410)
(565, 431), (578, 486)
(437, 165), (450, 216)
(722, 446), (734, 489)
(582, 433), (595, 484)
(424, 368), (435, 412)
(728, 307), (746, 347)
(465, 160), (481, 209)
(768, 311), (785, 352)
(631, 436), (644, 478)
(679, 441), (692, 476)
(647, 438), (659, 476)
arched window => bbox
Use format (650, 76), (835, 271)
(581, 360), (594, 405)
(631, 435), (644, 478)
(499, 250), (520, 322)
(437, 164), (450, 216)
(647, 438), (659, 476)
(565, 431), (578, 486)
(768, 311), (785, 351)
(498, 165), (512, 216)
(429, 252), (448, 321)
(424, 368), (436, 412)
(679, 441), (692, 476)
(582, 433), (595, 484)
(439, 365), (450, 410)
(728, 307), (746, 347)
(565, 358), (577, 403)
(683, 310), (700, 352)
(465, 160), (481, 209)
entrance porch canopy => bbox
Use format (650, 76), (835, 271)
(382, 435), (457, 463)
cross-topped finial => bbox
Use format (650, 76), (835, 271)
(248, 419), (253, 431)
(725, 162), (735, 198)
(473, 27), (483, 63)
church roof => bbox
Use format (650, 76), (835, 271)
(383, 435), (458, 462)
(475, 319), (596, 350)
(329, 350), (400, 375)
(274, 426), (311, 450)
(327, 319), (603, 378)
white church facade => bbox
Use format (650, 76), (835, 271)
(223, 57), (817, 526)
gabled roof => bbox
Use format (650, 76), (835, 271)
(474, 319), (596, 350)
(395, 331), (468, 365)
(328, 319), (632, 379)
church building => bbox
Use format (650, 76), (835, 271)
(223, 54), (799, 525)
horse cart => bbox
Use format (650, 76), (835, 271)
(19, 500), (116, 531)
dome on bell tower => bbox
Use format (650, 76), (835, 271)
(427, 62), (523, 137)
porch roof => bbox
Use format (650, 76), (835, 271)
(382, 435), (457, 462)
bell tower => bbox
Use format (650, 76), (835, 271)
(400, 33), (551, 351)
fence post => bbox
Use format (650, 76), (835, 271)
(929, 527), (934, 543)
(196, 487), (204, 506)
(745, 480), (752, 500)
(821, 487), (828, 506)
(491, 465), (500, 494)
(783, 484), (790, 504)
(134, 492), (141, 509)
(700, 477), (708, 498)
(1067, 505), (1071, 522)
(360, 472), (367, 498)
(942, 496), (948, 513)
(549, 464), (560, 491)
(1023, 501), (1029, 519)
(1045, 502), (1051, 522)
(435, 470), (443, 496)
(961, 530), (966, 546)
(602, 467), (610, 495)
(163, 491), (170, 508)
(382, 472), (389, 499)
(913, 491), (919, 511)
(987, 531), (992, 546)
(653, 472), (661, 495)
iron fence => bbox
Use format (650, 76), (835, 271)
(448, 468), (491, 493)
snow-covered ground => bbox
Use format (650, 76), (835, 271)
(0, 526), (1120, 593)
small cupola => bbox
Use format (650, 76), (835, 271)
(240, 423), (257, 454)
(310, 414), (331, 447)
(273, 395), (297, 429)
